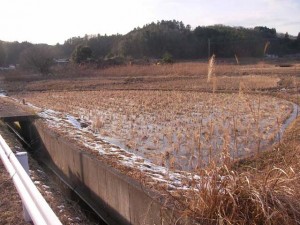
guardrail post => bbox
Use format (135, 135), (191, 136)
(16, 152), (31, 222)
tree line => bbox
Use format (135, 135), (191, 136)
(1, 20), (300, 68)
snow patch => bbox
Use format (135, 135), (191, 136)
(13, 98), (298, 191)
(66, 115), (82, 129)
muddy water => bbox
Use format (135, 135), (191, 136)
(277, 103), (299, 141)
(0, 89), (7, 97)
(91, 102), (298, 171)
(32, 91), (298, 172)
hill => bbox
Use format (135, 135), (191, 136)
(1, 20), (300, 67)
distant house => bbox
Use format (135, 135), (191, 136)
(265, 54), (278, 59)
(53, 58), (70, 65)
(0, 65), (16, 71)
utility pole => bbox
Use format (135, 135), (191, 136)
(208, 38), (211, 60)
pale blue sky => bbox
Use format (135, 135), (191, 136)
(1, 0), (299, 45)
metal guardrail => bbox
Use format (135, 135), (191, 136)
(0, 134), (62, 225)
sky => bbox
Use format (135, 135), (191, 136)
(0, 0), (299, 45)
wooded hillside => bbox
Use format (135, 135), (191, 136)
(1, 20), (300, 66)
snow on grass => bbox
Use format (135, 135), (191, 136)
(8, 91), (298, 190)
(22, 91), (296, 171)
(38, 107), (194, 190)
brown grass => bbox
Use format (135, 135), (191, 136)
(4, 59), (300, 224)
(264, 41), (270, 55)
(0, 161), (30, 225)
(2, 60), (298, 93)
(170, 165), (300, 225)
(14, 90), (294, 173)
(169, 113), (300, 225)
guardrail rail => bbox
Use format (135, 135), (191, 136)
(0, 134), (62, 225)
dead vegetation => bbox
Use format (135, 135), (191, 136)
(1, 60), (299, 93)
(15, 91), (294, 172)
(169, 115), (300, 225)
(0, 160), (30, 225)
(170, 163), (300, 225)
(4, 58), (300, 224)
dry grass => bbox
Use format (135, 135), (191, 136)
(264, 41), (270, 55)
(5, 59), (300, 224)
(170, 165), (300, 225)
(3, 60), (297, 93)
(14, 91), (294, 172)
(165, 112), (300, 225)
(218, 75), (280, 90)
(0, 162), (30, 225)
(53, 62), (210, 78)
(207, 55), (216, 82)
(162, 115), (300, 225)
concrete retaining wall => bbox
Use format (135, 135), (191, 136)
(26, 120), (178, 225)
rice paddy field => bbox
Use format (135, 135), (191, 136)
(9, 61), (299, 170)
(4, 59), (300, 224)
(15, 90), (296, 171)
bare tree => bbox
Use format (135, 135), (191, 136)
(19, 45), (54, 74)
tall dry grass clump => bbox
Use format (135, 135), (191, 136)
(207, 54), (216, 82)
(264, 41), (270, 55)
(207, 54), (218, 92)
(239, 81), (245, 96)
(212, 76), (218, 93)
(234, 54), (240, 65)
(169, 166), (300, 225)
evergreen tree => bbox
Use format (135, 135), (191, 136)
(71, 45), (92, 63)
(0, 42), (6, 66)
